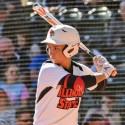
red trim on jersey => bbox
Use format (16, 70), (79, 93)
(74, 77), (85, 92)
(64, 75), (70, 88)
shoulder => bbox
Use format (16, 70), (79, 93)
(37, 60), (69, 87)
(72, 61), (90, 69)
(72, 61), (93, 74)
(39, 60), (68, 77)
(41, 60), (62, 71)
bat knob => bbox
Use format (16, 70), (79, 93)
(111, 70), (117, 77)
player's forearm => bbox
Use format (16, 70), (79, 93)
(94, 72), (106, 84)
(58, 63), (115, 92)
(58, 74), (105, 91)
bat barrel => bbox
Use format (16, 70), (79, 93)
(32, 2), (62, 26)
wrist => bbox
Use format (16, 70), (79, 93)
(102, 73), (107, 79)
(98, 72), (107, 79)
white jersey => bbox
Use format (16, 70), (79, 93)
(33, 60), (97, 125)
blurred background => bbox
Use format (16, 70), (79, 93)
(0, 0), (125, 125)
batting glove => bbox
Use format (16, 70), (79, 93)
(101, 63), (116, 79)
(93, 55), (108, 72)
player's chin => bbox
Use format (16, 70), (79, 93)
(51, 59), (59, 64)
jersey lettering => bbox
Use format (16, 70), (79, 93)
(57, 97), (79, 109)
(57, 86), (82, 109)
(58, 86), (82, 98)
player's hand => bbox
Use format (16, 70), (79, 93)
(101, 63), (116, 79)
(93, 55), (108, 72)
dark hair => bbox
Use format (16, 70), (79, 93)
(16, 25), (32, 50)
(16, 106), (32, 119)
(0, 88), (10, 106)
(3, 63), (19, 82)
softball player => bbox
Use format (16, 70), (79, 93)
(33, 25), (116, 125)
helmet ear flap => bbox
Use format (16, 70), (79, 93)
(63, 44), (79, 58)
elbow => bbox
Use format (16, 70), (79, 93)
(92, 80), (107, 91)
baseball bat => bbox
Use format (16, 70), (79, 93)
(32, 2), (117, 76)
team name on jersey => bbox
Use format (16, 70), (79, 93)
(57, 86), (82, 109)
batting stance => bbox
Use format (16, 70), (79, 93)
(33, 25), (116, 125)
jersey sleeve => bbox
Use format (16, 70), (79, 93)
(78, 63), (106, 91)
(38, 63), (69, 88)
